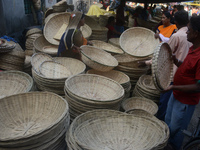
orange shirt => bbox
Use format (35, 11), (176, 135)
(157, 24), (177, 38)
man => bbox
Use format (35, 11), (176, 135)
(157, 10), (192, 121)
(164, 15), (200, 150)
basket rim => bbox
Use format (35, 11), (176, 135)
(0, 92), (69, 141)
(80, 45), (118, 67)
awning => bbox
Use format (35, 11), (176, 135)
(126, 0), (195, 3)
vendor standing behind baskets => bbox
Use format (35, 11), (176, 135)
(57, 12), (92, 60)
(154, 11), (177, 42)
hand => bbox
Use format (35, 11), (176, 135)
(171, 53), (178, 64)
(163, 85), (173, 92)
(72, 45), (81, 54)
(87, 41), (93, 46)
(154, 33), (160, 39)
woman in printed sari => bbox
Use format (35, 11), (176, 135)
(155, 11), (177, 42)
(57, 12), (92, 60)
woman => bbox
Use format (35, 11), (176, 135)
(57, 12), (92, 60)
(155, 11), (177, 42)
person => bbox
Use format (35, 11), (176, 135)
(106, 16), (121, 41)
(156, 10), (192, 121)
(115, 0), (125, 34)
(57, 12), (92, 60)
(164, 15), (200, 150)
(155, 11), (177, 42)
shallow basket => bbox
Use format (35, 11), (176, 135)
(120, 27), (160, 57)
(0, 71), (33, 99)
(121, 97), (158, 115)
(44, 12), (71, 45)
(65, 74), (124, 102)
(73, 115), (165, 150)
(91, 40), (124, 55)
(0, 92), (69, 147)
(80, 23), (92, 39)
(86, 69), (130, 85)
(80, 45), (118, 72)
(54, 57), (86, 75)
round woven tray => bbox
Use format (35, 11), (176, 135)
(26, 28), (42, 37)
(80, 23), (92, 39)
(121, 97), (158, 115)
(44, 12), (71, 45)
(0, 92), (69, 147)
(86, 69), (130, 85)
(91, 40), (124, 54)
(0, 71), (33, 99)
(108, 38), (120, 48)
(120, 27), (160, 57)
(73, 115), (165, 150)
(54, 57), (86, 75)
(80, 45), (118, 72)
(0, 40), (16, 53)
(152, 42), (173, 91)
(39, 61), (72, 79)
(31, 52), (53, 73)
(65, 74), (124, 102)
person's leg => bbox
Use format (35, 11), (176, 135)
(157, 90), (173, 121)
(164, 93), (174, 125)
(167, 96), (195, 150)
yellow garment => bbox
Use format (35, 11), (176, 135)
(158, 24), (177, 38)
(87, 5), (115, 17)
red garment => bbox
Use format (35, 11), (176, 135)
(173, 46), (200, 105)
(106, 25), (115, 40)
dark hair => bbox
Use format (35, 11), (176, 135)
(107, 16), (115, 24)
(163, 11), (172, 20)
(174, 10), (189, 26)
(190, 16), (200, 32)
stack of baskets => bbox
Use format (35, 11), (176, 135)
(132, 75), (161, 104)
(23, 55), (32, 75)
(0, 38), (16, 53)
(0, 92), (70, 150)
(87, 69), (131, 98)
(89, 27), (108, 42)
(114, 53), (150, 88)
(91, 40), (124, 55)
(64, 74), (125, 120)
(99, 15), (109, 27)
(121, 96), (158, 115)
(80, 23), (92, 39)
(25, 28), (42, 52)
(0, 43), (25, 71)
(0, 71), (33, 99)
(66, 109), (168, 150)
(84, 15), (101, 30)
(34, 35), (58, 56)
(31, 53), (86, 96)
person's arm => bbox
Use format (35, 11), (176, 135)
(171, 53), (183, 67)
(164, 82), (200, 92)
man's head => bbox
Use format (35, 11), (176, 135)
(187, 16), (200, 43)
(174, 10), (189, 28)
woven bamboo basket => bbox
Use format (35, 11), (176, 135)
(121, 97), (158, 115)
(0, 71), (33, 99)
(80, 45), (118, 72)
(65, 74), (124, 102)
(44, 8), (54, 18)
(54, 57), (86, 75)
(44, 12), (60, 24)
(86, 69), (130, 85)
(120, 27), (160, 57)
(31, 52), (53, 73)
(26, 28), (42, 37)
(39, 61), (72, 79)
(126, 109), (169, 150)
(0, 40), (16, 53)
(34, 35), (58, 56)
(91, 40), (124, 55)
(108, 38), (120, 48)
(80, 23), (92, 39)
(0, 39), (7, 46)
(84, 15), (101, 30)
(66, 109), (124, 149)
(152, 42), (173, 91)
(73, 115), (165, 150)
(44, 12), (71, 45)
(0, 92), (69, 148)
